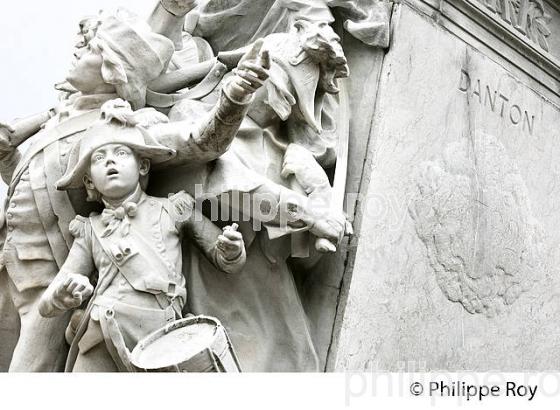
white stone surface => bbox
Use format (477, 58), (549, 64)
(0, 1), (157, 119)
(0, 0), (357, 372)
(333, 3), (560, 371)
(0, 1), (157, 197)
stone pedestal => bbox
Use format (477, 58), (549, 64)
(329, 0), (560, 371)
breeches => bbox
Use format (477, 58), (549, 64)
(72, 340), (118, 372)
(1, 268), (71, 372)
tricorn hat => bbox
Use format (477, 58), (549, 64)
(56, 103), (176, 190)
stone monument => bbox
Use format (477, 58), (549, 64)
(3, 0), (557, 373)
(0, 0), (390, 372)
(330, 0), (560, 371)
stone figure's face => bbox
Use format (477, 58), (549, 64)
(66, 45), (106, 93)
(295, 20), (349, 94)
(86, 144), (149, 200)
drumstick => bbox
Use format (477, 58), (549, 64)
(223, 223), (239, 232)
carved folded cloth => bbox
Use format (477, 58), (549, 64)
(91, 9), (175, 109)
(193, 0), (393, 51)
(101, 203), (138, 237)
(328, 0), (393, 48)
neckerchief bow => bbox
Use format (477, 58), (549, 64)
(101, 202), (138, 237)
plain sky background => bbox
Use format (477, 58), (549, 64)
(0, 1), (160, 194)
(0, 1), (159, 120)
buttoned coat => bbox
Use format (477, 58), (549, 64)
(43, 191), (244, 371)
(1, 87), (250, 292)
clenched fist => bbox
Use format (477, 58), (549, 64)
(52, 273), (94, 311)
(216, 223), (245, 261)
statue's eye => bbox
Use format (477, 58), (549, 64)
(116, 149), (128, 157)
(93, 154), (104, 162)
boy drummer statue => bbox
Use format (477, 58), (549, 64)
(38, 102), (246, 372)
(0, 8), (271, 372)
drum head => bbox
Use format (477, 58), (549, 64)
(131, 316), (220, 370)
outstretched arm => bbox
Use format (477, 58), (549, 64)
(148, 0), (198, 48)
(149, 40), (270, 167)
(0, 110), (54, 184)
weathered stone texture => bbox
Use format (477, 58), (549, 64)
(332, 2), (560, 371)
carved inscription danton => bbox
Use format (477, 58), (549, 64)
(458, 69), (536, 135)
(473, 0), (552, 51)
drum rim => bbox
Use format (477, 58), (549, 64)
(130, 315), (224, 369)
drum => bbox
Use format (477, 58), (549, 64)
(129, 315), (242, 372)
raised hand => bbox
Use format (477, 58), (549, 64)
(216, 223), (245, 261)
(227, 39), (271, 103)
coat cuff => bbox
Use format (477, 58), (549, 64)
(216, 246), (247, 274)
(217, 78), (254, 125)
